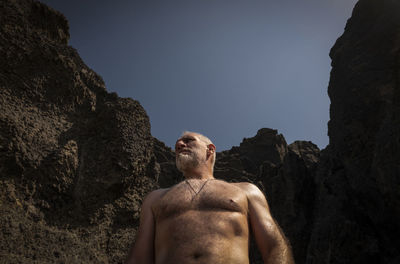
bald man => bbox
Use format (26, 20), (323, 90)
(125, 131), (294, 264)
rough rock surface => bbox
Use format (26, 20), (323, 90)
(1, 0), (400, 263)
(0, 0), (158, 263)
(306, 0), (400, 263)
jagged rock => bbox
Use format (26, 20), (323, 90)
(152, 137), (182, 188)
(0, 0), (158, 263)
(307, 0), (400, 263)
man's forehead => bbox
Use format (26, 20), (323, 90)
(177, 133), (200, 141)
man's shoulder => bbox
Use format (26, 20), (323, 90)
(231, 181), (260, 191)
(231, 182), (265, 199)
(143, 188), (169, 205)
(149, 187), (170, 196)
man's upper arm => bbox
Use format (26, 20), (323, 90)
(125, 189), (162, 264)
(244, 183), (294, 263)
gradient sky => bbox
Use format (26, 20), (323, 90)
(39, 0), (358, 151)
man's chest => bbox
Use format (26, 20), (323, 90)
(153, 180), (248, 221)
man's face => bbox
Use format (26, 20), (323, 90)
(175, 133), (208, 172)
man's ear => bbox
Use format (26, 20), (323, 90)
(207, 144), (216, 154)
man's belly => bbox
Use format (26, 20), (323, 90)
(154, 210), (249, 264)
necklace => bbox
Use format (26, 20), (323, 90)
(185, 179), (212, 200)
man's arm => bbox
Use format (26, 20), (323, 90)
(125, 189), (162, 264)
(245, 183), (295, 264)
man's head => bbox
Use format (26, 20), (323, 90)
(175, 131), (216, 174)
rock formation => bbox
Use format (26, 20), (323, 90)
(0, 1), (158, 262)
(1, 0), (399, 263)
(306, 0), (400, 263)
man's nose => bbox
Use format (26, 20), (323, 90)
(175, 140), (185, 151)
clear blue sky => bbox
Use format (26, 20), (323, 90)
(39, 0), (358, 151)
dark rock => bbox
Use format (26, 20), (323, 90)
(0, 0), (157, 263)
(307, 0), (400, 263)
(152, 137), (182, 188)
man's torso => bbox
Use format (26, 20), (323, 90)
(152, 179), (251, 264)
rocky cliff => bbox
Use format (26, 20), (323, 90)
(306, 0), (400, 263)
(1, 0), (399, 263)
(0, 0), (158, 262)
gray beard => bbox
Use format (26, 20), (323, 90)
(176, 152), (200, 172)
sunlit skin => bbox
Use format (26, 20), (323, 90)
(125, 132), (294, 264)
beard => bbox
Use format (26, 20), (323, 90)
(176, 151), (202, 172)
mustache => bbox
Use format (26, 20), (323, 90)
(177, 149), (192, 154)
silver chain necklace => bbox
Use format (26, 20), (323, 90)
(185, 179), (211, 200)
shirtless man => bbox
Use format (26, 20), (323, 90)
(125, 131), (294, 264)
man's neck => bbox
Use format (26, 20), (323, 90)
(182, 167), (214, 180)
